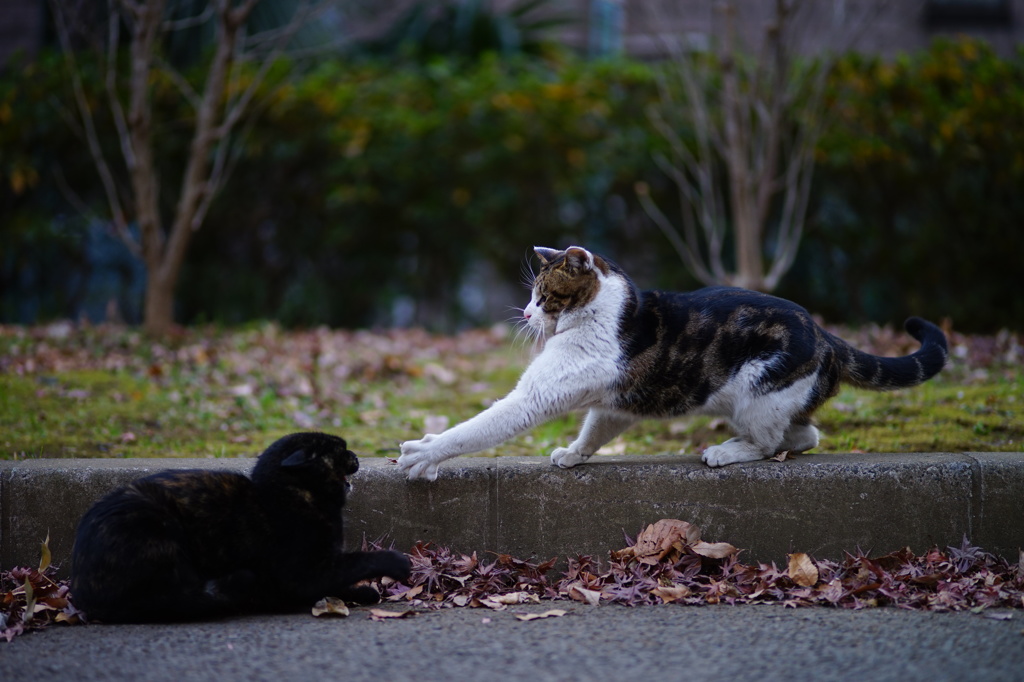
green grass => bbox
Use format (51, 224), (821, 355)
(1, 323), (1021, 460)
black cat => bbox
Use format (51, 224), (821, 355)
(71, 432), (410, 623)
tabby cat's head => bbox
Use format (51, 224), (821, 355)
(252, 432), (358, 499)
(524, 246), (614, 338)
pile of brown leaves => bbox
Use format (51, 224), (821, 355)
(4, 522), (1021, 639)
(1, 539), (82, 641)
(372, 520), (1024, 613)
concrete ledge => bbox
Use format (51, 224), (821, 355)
(3, 452), (1023, 576)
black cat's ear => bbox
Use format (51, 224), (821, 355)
(563, 246), (594, 273)
(533, 247), (561, 265)
(280, 449), (312, 468)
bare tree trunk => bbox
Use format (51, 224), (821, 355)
(637, 0), (882, 293)
(144, 270), (176, 332)
(718, 3), (764, 290)
(52, 0), (325, 336)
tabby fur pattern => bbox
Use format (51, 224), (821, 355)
(397, 246), (948, 480)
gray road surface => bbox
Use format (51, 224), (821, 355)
(3, 603), (1023, 681)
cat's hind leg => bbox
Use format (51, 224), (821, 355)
(778, 420), (819, 453)
(551, 409), (636, 468)
(702, 371), (819, 467)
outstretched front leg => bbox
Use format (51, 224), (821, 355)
(551, 408), (637, 468)
(287, 550), (412, 606)
(398, 387), (566, 480)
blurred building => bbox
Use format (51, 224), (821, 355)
(568, 0), (1023, 58)
(2, 0), (1022, 67)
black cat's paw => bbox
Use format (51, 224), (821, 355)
(381, 551), (412, 581)
(207, 570), (258, 601)
(340, 585), (382, 605)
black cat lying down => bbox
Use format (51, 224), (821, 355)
(71, 432), (410, 623)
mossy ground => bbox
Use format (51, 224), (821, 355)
(1, 323), (1021, 460)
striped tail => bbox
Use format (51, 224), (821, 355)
(840, 317), (948, 390)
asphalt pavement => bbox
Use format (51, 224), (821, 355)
(2, 603), (1023, 682)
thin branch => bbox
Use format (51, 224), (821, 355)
(50, 0), (140, 257)
(154, 55), (202, 109)
(162, 3), (214, 31)
(219, 0), (322, 136)
(636, 183), (717, 287)
(105, 5), (136, 172)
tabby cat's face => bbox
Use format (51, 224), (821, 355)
(524, 246), (607, 338)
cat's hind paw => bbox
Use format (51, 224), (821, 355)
(701, 439), (766, 467)
(550, 447), (589, 469)
(397, 437), (442, 481)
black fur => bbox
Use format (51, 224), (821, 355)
(71, 432), (410, 623)
(613, 283), (948, 421)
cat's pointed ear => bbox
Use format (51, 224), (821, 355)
(533, 246), (561, 265)
(563, 246), (594, 272)
(280, 449), (312, 468)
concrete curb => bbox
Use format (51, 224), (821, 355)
(2, 452), (1023, 576)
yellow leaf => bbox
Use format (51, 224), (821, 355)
(22, 578), (35, 624)
(39, 533), (51, 573)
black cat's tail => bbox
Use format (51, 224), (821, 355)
(836, 317), (948, 390)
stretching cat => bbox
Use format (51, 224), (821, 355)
(398, 246), (947, 481)
(72, 432), (410, 622)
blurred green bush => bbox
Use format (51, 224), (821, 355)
(2, 39), (1021, 332)
(793, 38), (1024, 331)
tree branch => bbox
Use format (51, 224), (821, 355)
(50, 0), (141, 258)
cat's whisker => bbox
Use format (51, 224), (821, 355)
(519, 255), (537, 290)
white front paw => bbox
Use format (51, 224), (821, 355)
(551, 447), (589, 469)
(701, 444), (735, 468)
(398, 435), (442, 481)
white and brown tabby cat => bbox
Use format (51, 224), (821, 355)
(397, 246), (948, 480)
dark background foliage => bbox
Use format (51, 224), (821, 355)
(2, 38), (1021, 332)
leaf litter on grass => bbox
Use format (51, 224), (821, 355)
(2, 320), (1022, 459)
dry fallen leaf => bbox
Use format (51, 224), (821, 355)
(631, 519), (701, 565)
(651, 585), (691, 603)
(515, 609), (568, 621)
(692, 540), (739, 559)
(38, 534), (51, 573)
(368, 608), (418, 621)
(567, 583), (602, 606)
(788, 553), (819, 587)
(311, 596), (350, 618)
(387, 584), (424, 602)
(482, 591), (540, 608)
(980, 611), (1013, 621)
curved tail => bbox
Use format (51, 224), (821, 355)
(839, 317), (948, 390)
